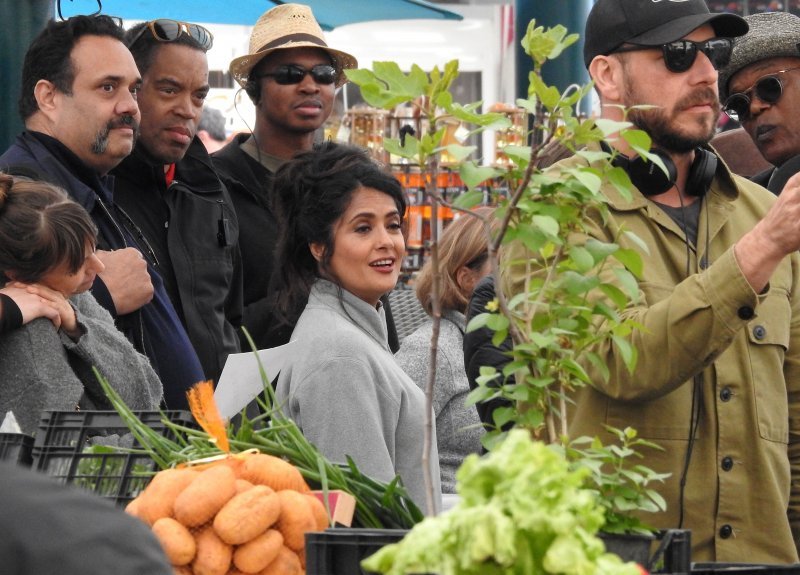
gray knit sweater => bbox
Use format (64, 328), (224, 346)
(276, 279), (441, 511)
(394, 311), (484, 493)
(0, 292), (163, 435)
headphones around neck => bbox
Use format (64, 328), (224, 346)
(604, 142), (718, 198)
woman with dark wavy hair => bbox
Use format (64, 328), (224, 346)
(272, 142), (441, 511)
(0, 173), (162, 434)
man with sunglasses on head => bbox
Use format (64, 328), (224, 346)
(110, 20), (243, 384)
(508, 0), (800, 563)
(0, 14), (205, 409)
(213, 4), (400, 352)
(719, 12), (800, 196)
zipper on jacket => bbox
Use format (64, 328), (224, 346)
(94, 196), (148, 353)
(114, 203), (161, 268)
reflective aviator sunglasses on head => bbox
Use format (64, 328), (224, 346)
(257, 64), (339, 86)
(128, 19), (214, 50)
(611, 38), (733, 73)
(723, 67), (800, 122)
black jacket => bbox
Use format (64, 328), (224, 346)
(463, 274), (513, 429)
(212, 134), (281, 349)
(750, 155), (800, 196)
(212, 135), (400, 352)
(112, 138), (243, 382)
(0, 131), (204, 408)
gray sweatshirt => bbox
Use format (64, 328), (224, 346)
(0, 291), (163, 435)
(276, 279), (441, 511)
(395, 311), (484, 493)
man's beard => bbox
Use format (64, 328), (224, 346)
(91, 115), (139, 155)
(624, 86), (720, 153)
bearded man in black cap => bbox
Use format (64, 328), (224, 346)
(719, 12), (800, 195)
(506, 0), (800, 563)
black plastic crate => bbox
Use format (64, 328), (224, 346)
(305, 528), (413, 575)
(0, 432), (34, 466)
(30, 410), (193, 505)
(691, 564), (800, 574)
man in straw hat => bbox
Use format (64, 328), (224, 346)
(213, 4), (399, 352)
(719, 12), (800, 195)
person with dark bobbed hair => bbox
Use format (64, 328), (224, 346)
(0, 173), (162, 434)
(272, 142), (441, 511)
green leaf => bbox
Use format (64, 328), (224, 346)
(611, 334), (638, 373)
(529, 72), (561, 109)
(599, 283), (629, 310)
(515, 96), (538, 115)
(491, 328), (509, 348)
(606, 166), (635, 200)
(486, 313), (510, 331)
(569, 245), (594, 273)
(613, 247), (644, 278)
(571, 169), (602, 194)
(441, 144), (477, 162)
(621, 129), (652, 155)
(383, 136), (418, 160)
(585, 351), (610, 382)
(594, 118), (633, 138)
(530, 332), (556, 348)
(465, 384), (496, 407)
(373, 61), (426, 98)
(492, 407), (516, 429)
(562, 270), (599, 295)
(622, 230), (650, 255)
(503, 145), (533, 164)
(517, 409), (544, 429)
(613, 267), (640, 300)
(466, 312), (490, 332)
(532, 214), (559, 237)
(452, 190), (483, 210)
(584, 237), (618, 261)
(575, 149), (609, 165)
(460, 161), (502, 191)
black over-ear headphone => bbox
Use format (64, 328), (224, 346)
(604, 142), (717, 197)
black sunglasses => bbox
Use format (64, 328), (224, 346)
(257, 64), (338, 86)
(612, 38), (732, 73)
(127, 19), (213, 50)
(723, 67), (800, 122)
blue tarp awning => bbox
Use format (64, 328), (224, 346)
(57, 0), (463, 29)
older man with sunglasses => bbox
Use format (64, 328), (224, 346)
(0, 14), (205, 409)
(719, 12), (800, 195)
(506, 0), (800, 563)
(212, 5), (399, 353)
(111, 19), (243, 384)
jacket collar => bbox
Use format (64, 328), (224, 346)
(21, 131), (115, 209)
(113, 136), (223, 194)
(309, 278), (390, 351)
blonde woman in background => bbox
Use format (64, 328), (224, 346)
(395, 208), (497, 494)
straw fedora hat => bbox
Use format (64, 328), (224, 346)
(229, 4), (358, 89)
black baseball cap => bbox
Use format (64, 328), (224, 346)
(583, 0), (748, 68)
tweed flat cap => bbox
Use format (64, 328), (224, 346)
(719, 12), (800, 101)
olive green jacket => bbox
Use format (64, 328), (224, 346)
(503, 147), (800, 563)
